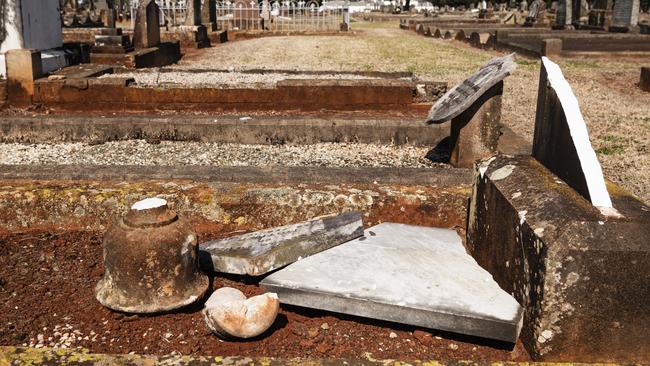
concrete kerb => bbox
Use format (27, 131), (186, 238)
(0, 115), (449, 146)
(0, 346), (639, 366)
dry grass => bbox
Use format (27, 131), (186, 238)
(179, 25), (650, 203)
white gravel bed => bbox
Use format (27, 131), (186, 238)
(101, 70), (393, 88)
(0, 141), (438, 168)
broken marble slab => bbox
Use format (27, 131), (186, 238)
(261, 223), (524, 343)
(199, 211), (364, 276)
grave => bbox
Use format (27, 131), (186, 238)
(90, 0), (181, 68)
(1, 0), (72, 104)
(467, 57), (649, 361)
(610, 0), (640, 32)
(426, 54), (516, 168)
(261, 223), (524, 343)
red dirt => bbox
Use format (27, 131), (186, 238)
(0, 229), (531, 361)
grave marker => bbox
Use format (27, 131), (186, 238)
(426, 54), (516, 168)
(611, 0), (640, 30)
(532, 57), (614, 212)
(133, 0), (161, 49)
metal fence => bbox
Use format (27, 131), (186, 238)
(128, 0), (346, 31)
(216, 1), (345, 31)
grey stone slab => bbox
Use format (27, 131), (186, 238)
(199, 211), (364, 276)
(261, 223), (524, 343)
(532, 57), (614, 214)
(426, 54), (516, 124)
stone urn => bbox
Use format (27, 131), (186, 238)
(95, 198), (209, 313)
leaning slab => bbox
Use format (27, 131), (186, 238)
(426, 53), (516, 124)
(261, 223), (524, 343)
(199, 211), (363, 276)
(533, 57), (613, 213)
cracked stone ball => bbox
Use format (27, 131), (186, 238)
(202, 287), (279, 339)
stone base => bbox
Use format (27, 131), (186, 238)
(467, 155), (650, 362)
(162, 25), (211, 49)
(90, 41), (181, 69)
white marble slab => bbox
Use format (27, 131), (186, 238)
(261, 223), (523, 343)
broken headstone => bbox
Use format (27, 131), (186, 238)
(532, 57), (616, 215)
(426, 54), (517, 168)
(261, 223), (524, 343)
(199, 211), (363, 276)
(203, 287), (280, 339)
(426, 54), (516, 124)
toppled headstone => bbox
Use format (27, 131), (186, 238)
(532, 57), (615, 214)
(203, 287), (280, 339)
(426, 54), (517, 168)
(427, 54), (516, 124)
(261, 223), (524, 343)
(199, 211), (363, 276)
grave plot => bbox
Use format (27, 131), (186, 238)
(1, 4), (649, 364)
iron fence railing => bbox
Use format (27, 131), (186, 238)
(216, 1), (344, 31)
(128, 0), (345, 31)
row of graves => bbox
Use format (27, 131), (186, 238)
(0, 9), (649, 358)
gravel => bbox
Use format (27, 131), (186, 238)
(101, 70), (395, 88)
(0, 141), (439, 168)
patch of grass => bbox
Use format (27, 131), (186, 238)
(516, 59), (538, 67)
(596, 146), (626, 155)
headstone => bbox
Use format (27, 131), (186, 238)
(611, 0), (640, 29)
(1, 0), (63, 76)
(555, 0), (573, 27)
(199, 212), (364, 276)
(133, 0), (160, 49)
(532, 57), (614, 212)
(261, 223), (524, 343)
(427, 54), (516, 124)
(202, 0), (218, 24)
(520, 0), (528, 11)
(185, 0), (203, 26)
(427, 54), (516, 167)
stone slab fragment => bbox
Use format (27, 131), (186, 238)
(468, 154), (650, 362)
(199, 211), (364, 276)
(533, 57), (613, 211)
(426, 54), (516, 124)
(261, 223), (524, 343)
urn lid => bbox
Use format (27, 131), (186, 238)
(123, 197), (178, 228)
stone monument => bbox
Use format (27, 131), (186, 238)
(133, 0), (161, 49)
(426, 54), (517, 168)
(533, 57), (614, 211)
(610, 0), (640, 31)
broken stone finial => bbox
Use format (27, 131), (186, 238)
(202, 287), (280, 339)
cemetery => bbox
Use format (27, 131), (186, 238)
(0, 0), (649, 365)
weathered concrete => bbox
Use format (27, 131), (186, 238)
(0, 116), (449, 146)
(541, 38), (563, 56)
(0, 165), (471, 234)
(5, 48), (42, 105)
(199, 211), (363, 275)
(467, 154), (650, 362)
(640, 66), (650, 91)
(89, 41), (181, 69)
(533, 57), (612, 210)
(262, 223), (524, 343)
